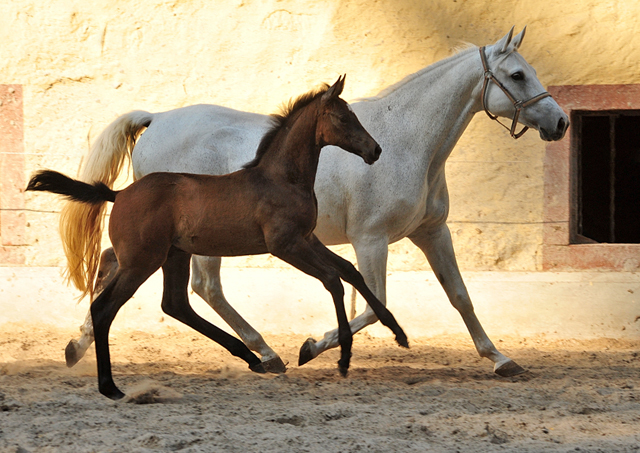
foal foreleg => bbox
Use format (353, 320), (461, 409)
(162, 249), (265, 374)
(66, 247), (118, 367)
(299, 236), (390, 363)
(269, 237), (353, 376)
(409, 224), (525, 376)
(308, 235), (408, 348)
(190, 255), (285, 372)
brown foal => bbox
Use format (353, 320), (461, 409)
(27, 76), (408, 400)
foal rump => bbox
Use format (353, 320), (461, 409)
(27, 170), (118, 204)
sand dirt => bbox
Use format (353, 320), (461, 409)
(1, 325), (639, 452)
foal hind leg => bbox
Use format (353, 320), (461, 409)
(163, 249), (265, 373)
(66, 247), (118, 367)
(91, 266), (156, 400)
(409, 224), (525, 377)
(191, 256), (286, 372)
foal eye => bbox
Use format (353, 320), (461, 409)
(511, 71), (524, 81)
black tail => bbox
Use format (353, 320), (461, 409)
(26, 170), (117, 204)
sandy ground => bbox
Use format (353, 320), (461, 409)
(1, 325), (639, 453)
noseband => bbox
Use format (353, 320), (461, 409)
(479, 46), (551, 139)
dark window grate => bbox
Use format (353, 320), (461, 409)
(575, 111), (640, 244)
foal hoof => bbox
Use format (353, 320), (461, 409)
(65, 340), (83, 368)
(100, 385), (126, 401)
(262, 356), (287, 374)
(298, 337), (317, 366)
(494, 359), (526, 377)
(396, 332), (409, 349)
(338, 354), (351, 377)
(249, 362), (267, 374)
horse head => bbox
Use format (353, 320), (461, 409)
(481, 26), (569, 141)
(318, 75), (382, 164)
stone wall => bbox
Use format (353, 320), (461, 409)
(2, 0), (639, 272)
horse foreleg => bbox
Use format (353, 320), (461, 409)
(268, 237), (353, 376)
(66, 247), (118, 367)
(409, 224), (525, 377)
(190, 255), (286, 373)
(162, 249), (265, 374)
(299, 236), (390, 365)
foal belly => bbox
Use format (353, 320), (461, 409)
(173, 225), (269, 257)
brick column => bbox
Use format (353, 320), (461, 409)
(0, 84), (26, 264)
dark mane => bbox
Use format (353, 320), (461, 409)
(243, 83), (330, 169)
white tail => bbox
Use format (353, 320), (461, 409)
(59, 111), (153, 299)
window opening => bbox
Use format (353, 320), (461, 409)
(576, 111), (640, 244)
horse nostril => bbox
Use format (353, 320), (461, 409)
(375, 144), (382, 157)
(558, 117), (568, 132)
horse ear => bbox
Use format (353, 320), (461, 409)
(495, 26), (515, 54)
(510, 26), (526, 50)
(322, 75), (346, 102)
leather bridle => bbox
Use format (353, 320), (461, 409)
(479, 46), (552, 139)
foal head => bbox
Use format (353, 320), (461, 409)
(316, 75), (382, 164)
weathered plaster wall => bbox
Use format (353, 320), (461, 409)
(2, 0), (640, 272)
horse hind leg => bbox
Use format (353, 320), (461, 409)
(190, 255), (286, 373)
(163, 249), (265, 374)
(66, 247), (118, 367)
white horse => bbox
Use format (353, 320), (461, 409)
(62, 27), (568, 375)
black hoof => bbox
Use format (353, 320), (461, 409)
(396, 332), (409, 349)
(495, 360), (526, 377)
(250, 362), (267, 374)
(100, 386), (126, 401)
(65, 340), (82, 368)
(337, 354), (351, 377)
(298, 337), (317, 366)
(262, 356), (287, 374)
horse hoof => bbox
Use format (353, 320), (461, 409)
(65, 340), (83, 368)
(100, 385), (126, 401)
(338, 365), (349, 377)
(298, 337), (317, 366)
(495, 360), (526, 377)
(396, 332), (409, 349)
(249, 362), (267, 374)
(262, 356), (287, 374)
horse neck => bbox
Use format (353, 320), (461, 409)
(371, 47), (484, 175)
(258, 101), (321, 191)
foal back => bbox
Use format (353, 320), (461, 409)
(110, 171), (283, 260)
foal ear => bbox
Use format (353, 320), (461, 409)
(495, 26), (515, 54)
(322, 74), (346, 102)
(510, 26), (526, 50)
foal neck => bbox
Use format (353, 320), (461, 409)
(256, 100), (322, 191)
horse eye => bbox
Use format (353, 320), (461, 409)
(511, 71), (524, 81)
(332, 113), (348, 123)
